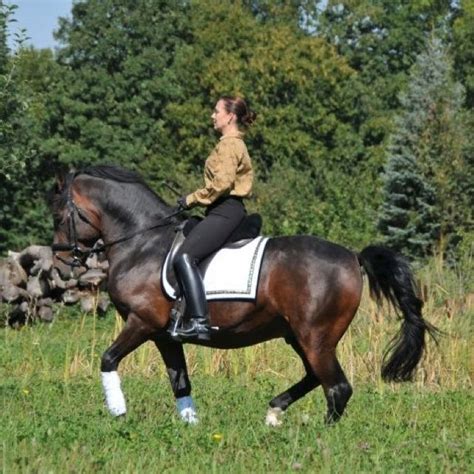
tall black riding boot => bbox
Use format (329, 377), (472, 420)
(172, 253), (211, 341)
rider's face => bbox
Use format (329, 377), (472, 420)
(211, 100), (234, 133)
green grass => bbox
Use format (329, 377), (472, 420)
(1, 376), (472, 473)
(0, 308), (472, 473)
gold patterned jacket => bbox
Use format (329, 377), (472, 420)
(185, 133), (253, 207)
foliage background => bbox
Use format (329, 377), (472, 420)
(0, 0), (473, 261)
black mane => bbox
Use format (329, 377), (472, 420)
(50, 164), (171, 215)
(81, 165), (148, 186)
(82, 165), (171, 206)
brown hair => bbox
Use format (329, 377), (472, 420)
(220, 96), (256, 127)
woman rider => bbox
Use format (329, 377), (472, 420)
(172, 96), (256, 340)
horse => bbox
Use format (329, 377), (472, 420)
(50, 164), (437, 426)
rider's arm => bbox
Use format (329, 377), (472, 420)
(185, 139), (240, 207)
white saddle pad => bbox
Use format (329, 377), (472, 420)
(162, 236), (269, 301)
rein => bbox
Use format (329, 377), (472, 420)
(52, 181), (183, 267)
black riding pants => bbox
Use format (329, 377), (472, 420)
(178, 197), (246, 263)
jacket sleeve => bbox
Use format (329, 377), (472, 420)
(186, 140), (239, 207)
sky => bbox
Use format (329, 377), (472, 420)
(6, 0), (74, 50)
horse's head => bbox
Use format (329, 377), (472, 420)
(49, 165), (178, 274)
(50, 171), (102, 270)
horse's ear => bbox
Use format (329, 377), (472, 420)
(55, 171), (66, 192)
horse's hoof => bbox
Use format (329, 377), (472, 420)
(324, 412), (342, 425)
(180, 408), (199, 425)
(177, 396), (199, 424)
(265, 407), (283, 427)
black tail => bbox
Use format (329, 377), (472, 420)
(358, 245), (438, 382)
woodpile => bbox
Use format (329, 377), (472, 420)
(0, 245), (111, 327)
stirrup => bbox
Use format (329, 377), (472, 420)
(169, 317), (212, 342)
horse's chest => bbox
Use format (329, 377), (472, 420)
(108, 266), (164, 314)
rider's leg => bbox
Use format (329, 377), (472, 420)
(173, 252), (211, 340)
(171, 197), (245, 340)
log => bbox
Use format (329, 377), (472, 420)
(80, 294), (96, 313)
(1, 241), (114, 325)
(85, 253), (100, 269)
(72, 265), (88, 279)
(62, 289), (81, 305)
(18, 245), (53, 275)
(78, 269), (106, 288)
(49, 268), (67, 290)
(26, 273), (50, 299)
(37, 305), (54, 322)
(0, 256), (28, 288)
(65, 278), (79, 289)
(97, 293), (111, 316)
(1, 283), (29, 303)
(38, 297), (54, 307)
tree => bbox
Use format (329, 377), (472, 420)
(46, 0), (378, 244)
(452, 0), (474, 108)
(0, 2), (26, 178)
(48, 0), (191, 178)
(318, 0), (455, 156)
(378, 145), (439, 258)
(160, 0), (379, 243)
(0, 4), (54, 253)
(378, 37), (472, 258)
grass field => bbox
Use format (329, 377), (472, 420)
(0, 258), (473, 473)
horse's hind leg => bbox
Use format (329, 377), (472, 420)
(101, 312), (152, 416)
(154, 338), (197, 424)
(302, 342), (353, 424)
(266, 338), (321, 426)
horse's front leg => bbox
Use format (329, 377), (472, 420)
(101, 312), (152, 416)
(154, 337), (197, 424)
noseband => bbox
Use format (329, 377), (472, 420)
(51, 176), (184, 268)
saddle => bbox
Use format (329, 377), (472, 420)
(163, 213), (263, 295)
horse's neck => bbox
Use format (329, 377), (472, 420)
(83, 178), (176, 264)
(102, 212), (176, 262)
(105, 225), (174, 271)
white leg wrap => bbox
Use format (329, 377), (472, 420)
(101, 371), (126, 417)
(176, 396), (198, 424)
(265, 407), (284, 427)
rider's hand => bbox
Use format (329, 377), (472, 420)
(177, 196), (189, 211)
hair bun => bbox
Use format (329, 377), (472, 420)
(242, 110), (257, 127)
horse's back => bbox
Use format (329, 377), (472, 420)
(263, 235), (358, 268)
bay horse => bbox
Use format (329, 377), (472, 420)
(50, 165), (436, 425)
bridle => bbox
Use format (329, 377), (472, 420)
(51, 178), (184, 268)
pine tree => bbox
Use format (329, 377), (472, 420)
(379, 36), (470, 259)
(453, 0), (474, 108)
(378, 140), (439, 258)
